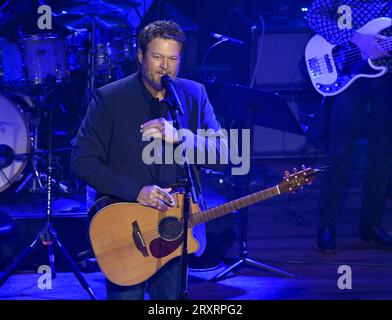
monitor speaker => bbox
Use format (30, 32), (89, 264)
(250, 30), (313, 90)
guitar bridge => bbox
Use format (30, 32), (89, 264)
(132, 221), (149, 257)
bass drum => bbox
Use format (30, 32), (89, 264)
(0, 93), (30, 192)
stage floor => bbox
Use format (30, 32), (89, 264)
(1, 194), (392, 300)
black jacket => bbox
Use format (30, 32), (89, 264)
(71, 72), (228, 202)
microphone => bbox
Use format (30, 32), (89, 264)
(161, 75), (184, 115)
(210, 32), (244, 46)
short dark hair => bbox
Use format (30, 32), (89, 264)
(137, 20), (186, 55)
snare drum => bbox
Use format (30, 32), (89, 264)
(0, 94), (30, 192)
(22, 34), (69, 85)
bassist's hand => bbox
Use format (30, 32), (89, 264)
(136, 185), (175, 211)
(351, 32), (390, 60)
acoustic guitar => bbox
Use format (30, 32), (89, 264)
(88, 167), (320, 286)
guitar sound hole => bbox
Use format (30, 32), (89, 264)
(158, 217), (183, 241)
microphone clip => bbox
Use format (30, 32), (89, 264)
(161, 75), (185, 116)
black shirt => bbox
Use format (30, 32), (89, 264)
(138, 74), (183, 188)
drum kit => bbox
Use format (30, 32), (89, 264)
(0, 0), (140, 194)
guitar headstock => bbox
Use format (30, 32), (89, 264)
(278, 166), (320, 194)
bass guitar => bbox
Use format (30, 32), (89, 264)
(305, 17), (392, 96)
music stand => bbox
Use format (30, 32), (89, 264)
(204, 81), (304, 281)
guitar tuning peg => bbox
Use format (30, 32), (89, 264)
(293, 167), (298, 173)
(284, 170), (290, 177)
(301, 164), (306, 170)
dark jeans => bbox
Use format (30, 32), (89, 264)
(318, 73), (392, 229)
(106, 257), (183, 300)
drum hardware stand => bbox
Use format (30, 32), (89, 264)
(15, 109), (47, 194)
(0, 90), (97, 300)
(14, 92), (57, 194)
(86, 14), (99, 102)
(11, 83), (71, 195)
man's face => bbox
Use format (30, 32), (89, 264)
(138, 38), (181, 93)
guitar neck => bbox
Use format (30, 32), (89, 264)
(188, 185), (281, 228)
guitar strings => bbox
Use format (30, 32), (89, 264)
(310, 39), (392, 75)
(310, 51), (388, 75)
(319, 46), (390, 67)
(332, 38), (391, 58)
(312, 53), (364, 74)
(329, 37), (392, 62)
(138, 196), (256, 241)
(139, 190), (279, 241)
(139, 203), (238, 241)
(136, 175), (310, 241)
(314, 49), (369, 71)
(310, 37), (392, 71)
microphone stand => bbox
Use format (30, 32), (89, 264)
(167, 99), (197, 301)
(201, 38), (228, 81)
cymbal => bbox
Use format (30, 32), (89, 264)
(102, 0), (140, 10)
(55, 13), (86, 26)
(56, 13), (129, 29)
(53, 0), (121, 16)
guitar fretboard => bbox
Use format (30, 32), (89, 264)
(188, 185), (280, 228)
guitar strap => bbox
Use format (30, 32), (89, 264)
(190, 164), (207, 210)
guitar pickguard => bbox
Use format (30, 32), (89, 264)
(150, 235), (184, 258)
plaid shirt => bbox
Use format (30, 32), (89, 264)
(307, 0), (392, 70)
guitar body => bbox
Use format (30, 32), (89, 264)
(88, 191), (201, 286)
(305, 17), (391, 96)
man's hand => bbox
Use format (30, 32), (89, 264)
(351, 32), (390, 60)
(140, 118), (180, 144)
(136, 185), (176, 211)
